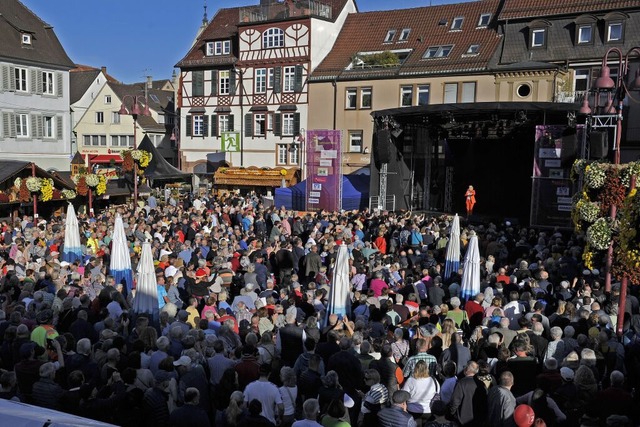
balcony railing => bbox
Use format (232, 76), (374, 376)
(239, 0), (332, 23)
(556, 90), (587, 103)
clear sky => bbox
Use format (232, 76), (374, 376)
(21, 0), (474, 83)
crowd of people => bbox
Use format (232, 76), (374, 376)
(0, 191), (639, 427)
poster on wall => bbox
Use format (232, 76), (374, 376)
(306, 130), (343, 212)
(530, 125), (583, 228)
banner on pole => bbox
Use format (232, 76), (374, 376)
(305, 129), (342, 212)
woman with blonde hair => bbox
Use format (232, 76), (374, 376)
(402, 360), (439, 426)
(440, 318), (457, 350)
(218, 390), (245, 427)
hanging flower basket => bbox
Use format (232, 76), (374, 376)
(85, 174), (100, 188)
(40, 178), (54, 202)
(578, 200), (600, 223)
(584, 164), (606, 189)
(586, 217), (613, 251)
(76, 176), (89, 196)
(25, 177), (42, 193)
(62, 189), (77, 199)
(19, 179), (31, 202)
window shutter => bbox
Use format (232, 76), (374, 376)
(8, 67), (16, 91)
(29, 69), (37, 94)
(30, 115), (38, 139)
(244, 113), (253, 137)
(210, 70), (218, 96)
(0, 65), (6, 92)
(294, 65), (304, 93)
(229, 72), (237, 96)
(2, 113), (13, 137)
(273, 67), (282, 93)
(228, 115), (234, 132)
(36, 72), (43, 95)
(202, 115), (209, 137)
(192, 71), (204, 96)
(56, 72), (63, 97)
(186, 115), (192, 136)
(56, 116), (63, 140)
(293, 113), (301, 135)
(36, 115), (43, 138)
(273, 113), (282, 136)
(210, 115), (218, 137)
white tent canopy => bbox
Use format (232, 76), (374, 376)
(0, 399), (117, 427)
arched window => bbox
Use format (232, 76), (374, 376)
(263, 28), (284, 49)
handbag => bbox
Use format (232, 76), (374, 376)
(429, 377), (441, 411)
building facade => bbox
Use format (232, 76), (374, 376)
(176, 0), (356, 177)
(0, 0), (75, 171)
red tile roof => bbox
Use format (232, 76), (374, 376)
(498, 0), (640, 20)
(312, 0), (502, 81)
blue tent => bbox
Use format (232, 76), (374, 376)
(275, 174), (370, 211)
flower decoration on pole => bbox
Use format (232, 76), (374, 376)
(121, 149), (152, 172)
(25, 177), (42, 193)
(40, 178), (54, 202)
(614, 187), (640, 284)
(18, 179), (30, 202)
(61, 189), (77, 200)
(75, 175), (88, 196)
(96, 175), (107, 196)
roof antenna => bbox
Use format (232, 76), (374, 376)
(203, 0), (208, 25)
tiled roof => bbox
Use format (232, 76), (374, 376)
(72, 64), (119, 83)
(109, 81), (175, 132)
(311, 0), (502, 81)
(498, 0), (640, 21)
(0, 0), (74, 69)
(176, 7), (240, 69)
(69, 69), (100, 104)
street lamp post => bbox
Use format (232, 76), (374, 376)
(170, 124), (180, 170)
(118, 95), (150, 212)
(579, 47), (640, 337)
(291, 128), (306, 182)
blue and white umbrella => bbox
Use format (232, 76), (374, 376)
(110, 214), (133, 294)
(323, 244), (351, 327)
(444, 214), (461, 281)
(132, 241), (159, 318)
(460, 231), (481, 302)
(62, 203), (82, 264)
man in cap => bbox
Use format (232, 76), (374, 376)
(378, 390), (416, 427)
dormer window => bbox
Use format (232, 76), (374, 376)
(608, 22), (623, 42)
(531, 29), (546, 48)
(206, 40), (231, 56)
(384, 30), (396, 43)
(477, 14), (491, 27)
(21, 34), (31, 45)
(577, 25), (592, 44)
(466, 44), (480, 55)
(451, 17), (464, 31)
(423, 45), (453, 59)
(398, 29), (411, 42)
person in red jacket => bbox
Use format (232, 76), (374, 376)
(465, 185), (476, 216)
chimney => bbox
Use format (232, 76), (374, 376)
(101, 66), (107, 75)
(146, 76), (153, 90)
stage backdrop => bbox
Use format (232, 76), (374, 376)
(530, 125), (583, 228)
(306, 130), (343, 212)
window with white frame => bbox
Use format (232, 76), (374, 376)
(417, 85), (430, 106)
(254, 114), (266, 136)
(222, 40), (231, 54)
(96, 112), (104, 124)
(263, 28), (284, 48)
(349, 130), (363, 153)
(111, 135), (133, 147)
(22, 34), (31, 45)
(531, 29), (545, 47)
(104, 94), (112, 104)
(398, 29), (411, 42)
(574, 69), (590, 92)
(255, 68), (267, 93)
(608, 22), (622, 41)
(578, 25), (592, 44)
(219, 71), (230, 95)
(84, 135), (107, 146)
(451, 17), (464, 30)
(43, 116), (54, 138)
(267, 113), (274, 131)
(193, 115), (204, 136)
(111, 112), (120, 124)
(478, 13), (491, 27)
(283, 113), (295, 136)
(211, 40), (231, 55)
(423, 45), (454, 58)
(461, 82), (476, 103)
(346, 88), (357, 109)
(360, 87), (372, 109)
(16, 113), (29, 137)
(466, 45), (480, 55)
(277, 144), (288, 164)
(444, 83), (458, 103)
(15, 68), (27, 92)
(268, 68), (275, 89)
(206, 42), (215, 56)
(400, 86), (413, 106)
(220, 115), (231, 133)
(42, 72), (54, 95)
(283, 66), (295, 92)
(384, 30), (396, 43)
(289, 144), (299, 164)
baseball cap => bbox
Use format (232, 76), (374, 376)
(560, 367), (574, 381)
(173, 355), (192, 367)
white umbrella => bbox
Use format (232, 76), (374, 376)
(62, 203), (82, 264)
(132, 241), (158, 317)
(460, 230), (481, 302)
(0, 398), (117, 426)
(110, 214), (133, 294)
(323, 244), (351, 327)
(444, 214), (461, 280)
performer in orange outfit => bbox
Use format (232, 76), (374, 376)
(465, 185), (476, 216)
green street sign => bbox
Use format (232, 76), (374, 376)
(221, 132), (240, 152)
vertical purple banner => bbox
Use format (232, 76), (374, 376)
(306, 129), (342, 212)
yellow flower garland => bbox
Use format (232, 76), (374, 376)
(40, 178), (53, 202)
(96, 175), (107, 196)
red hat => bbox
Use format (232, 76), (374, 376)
(195, 268), (207, 278)
(514, 405), (535, 427)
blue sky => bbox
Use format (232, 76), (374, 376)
(22, 0), (473, 83)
